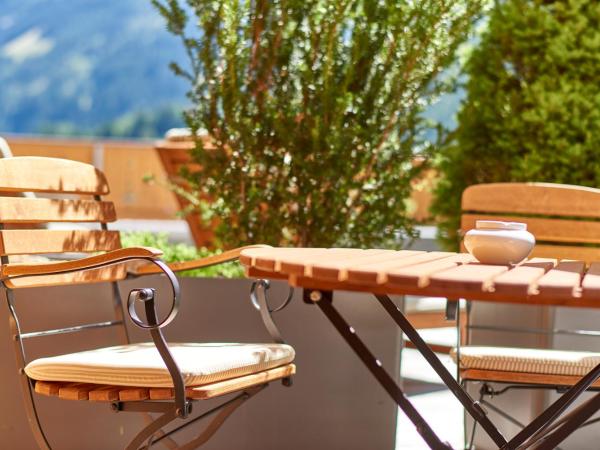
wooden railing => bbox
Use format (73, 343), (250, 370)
(4, 133), (435, 245)
(4, 134), (179, 220)
(156, 136), (436, 246)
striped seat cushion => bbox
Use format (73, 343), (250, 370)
(25, 342), (295, 388)
(451, 346), (600, 376)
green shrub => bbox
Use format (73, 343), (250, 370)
(153, 0), (485, 248)
(121, 232), (244, 278)
(432, 0), (600, 250)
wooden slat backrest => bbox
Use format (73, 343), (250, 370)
(0, 156), (109, 194)
(0, 230), (121, 255)
(0, 197), (116, 223)
(461, 215), (600, 245)
(462, 183), (600, 218)
(461, 183), (600, 263)
(0, 156), (124, 287)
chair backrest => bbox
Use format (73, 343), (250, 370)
(0, 136), (14, 159)
(460, 182), (600, 263)
(0, 156), (132, 361)
(0, 156), (124, 288)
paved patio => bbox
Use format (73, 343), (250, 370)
(398, 340), (463, 449)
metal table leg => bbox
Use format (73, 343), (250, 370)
(373, 293), (508, 448)
(374, 293), (600, 449)
(306, 289), (453, 450)
(305, 288), (600, 449)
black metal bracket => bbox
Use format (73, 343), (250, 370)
(250, 279), (293, 345)
(445, 299), (458, 321)
(127, 284), (190, 419)
(303, 288), (331, 304)
(111, 400), (178, 414)
(250, 280), (294, 387)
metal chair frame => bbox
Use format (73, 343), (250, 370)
(4, 243), (292, 450)
(457, 301), (600, 450)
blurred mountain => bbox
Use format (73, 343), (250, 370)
(0, 0), (188, 137)
(0, 1), (466, 139)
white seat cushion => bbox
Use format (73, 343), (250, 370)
(451, 346), (600, 377)
(25, 342), (295, 388)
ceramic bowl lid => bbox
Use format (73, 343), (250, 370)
(475, 220), (527, 231)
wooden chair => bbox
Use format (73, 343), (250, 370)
(452, 182), (600, 448)
(0, 156), (295, 450)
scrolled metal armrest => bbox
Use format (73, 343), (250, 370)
(1, 247), (163, 278)
(1, 252), (189, 417)
(125, 261), (188, 418)
(126, 259), (181, 330)
(250, 279), (293, 344)
(1, 252), (182, 331)
(130, 244), (272, 276)
(119, 260), (188, 417)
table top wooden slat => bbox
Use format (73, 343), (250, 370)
(252, 247), (326, 272)
(281, 248), (391, 277)
(238, 246), (292, 271)
(384, 253), (475, 289)
(427, 263), (510, 293)
(346, 251), (457, 285)
(533, 260), (586, 298)
(310, 250), (424, 282)
(491, 258), (557, 297)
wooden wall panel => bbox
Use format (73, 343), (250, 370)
(5, 135), (436, 244)
(102, 142), (179, 219)
(8, 137), (94, 163)
(5, 136), (178, 220)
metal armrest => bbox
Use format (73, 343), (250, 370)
(250, 279), (294, 355)
(129, 244), (271, 276)
(1, 246), (190, 418)
(0, 243), (271, 418)
(0, 246), (181, 331)
(1, 247), (163, 278)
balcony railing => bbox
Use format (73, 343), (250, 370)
(3, 133), (435, 244)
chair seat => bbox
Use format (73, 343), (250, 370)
(451, 346), (600, 377)
(25, 342), (295, 388)
(34, 364), (296, 402)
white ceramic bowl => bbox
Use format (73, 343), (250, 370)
(463, 220), (535, 265)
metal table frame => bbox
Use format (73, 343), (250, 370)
(301, 287), (600, 450)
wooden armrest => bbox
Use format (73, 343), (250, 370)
(2, 247), (163, 278)
(130, 244), (272, 276)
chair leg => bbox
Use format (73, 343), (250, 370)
(134, 385), (267, 450)
(464, 382), (484, 450)
(126, 408), (180, 450)
(6, 288), (53, 450)
(177, 385), (265, 450)
(21, 377), (53, 450)
(141, 413), (179, 449)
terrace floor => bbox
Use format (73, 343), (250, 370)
(397, 339), (463, 449)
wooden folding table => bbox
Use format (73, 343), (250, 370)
(240, 247), (600, 450)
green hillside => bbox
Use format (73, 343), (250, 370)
(0, 0), (187, 137)
(0, 1), (464, 139)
